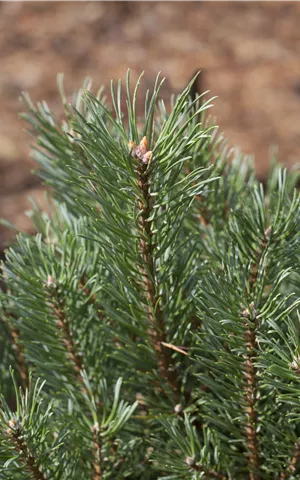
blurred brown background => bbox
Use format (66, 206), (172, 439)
(1, 1), (300, 250)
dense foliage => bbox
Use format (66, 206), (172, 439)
(1, 72), (300, 479)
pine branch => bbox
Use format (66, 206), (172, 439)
(133, 137), (204, 436)
(6, 418), (47, 480)
(242, 228), (270, 480)
(133, 137), (181, 402)
(46, 276), (86, 393)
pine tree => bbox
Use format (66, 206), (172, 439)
(1, 71), (300, 479)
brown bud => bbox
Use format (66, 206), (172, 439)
(7, 418), (19, 434)
(185, 455), (195, 467)
(241, 302), (258, 320)
(290, 355), (300, 374)
(129, 136), (152, 164)
(91, 422), (99, 434)
(142, 150), (152, 164)
(139, 136), (149, 155)
(249, 302), (258, 318)
(136, 392), (147, 405)
(241, 308), (250, 319)
(264, 225), (272, 240)
(128, 140), (136, 152)
(8, 418), (18, 428)
(174, 403), (183, 414)
(46, 275), (55, 288)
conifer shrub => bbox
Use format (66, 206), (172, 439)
(1, 72), (300, 479)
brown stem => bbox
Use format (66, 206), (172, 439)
(242, 229), (270, 480)
(52, 303), (84, 377)
(92, 423), (102, 480)
(278, 441), (300, 480)
(242, 307), (260, 480)
(132, 138), (204, 435)
(133, 138), (180, 401)
(1, 281), (28, 390)
(6, 316), (28, 391)
(46, 280), (87, 395)
(7, 419), (47, 480)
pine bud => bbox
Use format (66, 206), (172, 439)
(241, 302), (258, 320)
(91, 422), (99, 434)
(8, 418), (18, 429)
(264, 225), (272, 240)
(129, 137), (152, 164)
(241, 308), (250, 319)
(142, 150), (152, 165)
(6, 418), (20, 435)
(174, 403), (183, 414)
(46, 275), (56, 288)
(290, 355), (300, 374)
(249, 302), (258, 319)
(185, 455), (196, 466)
(139, 136), (149, 156)
(128, 140), (136, 152)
